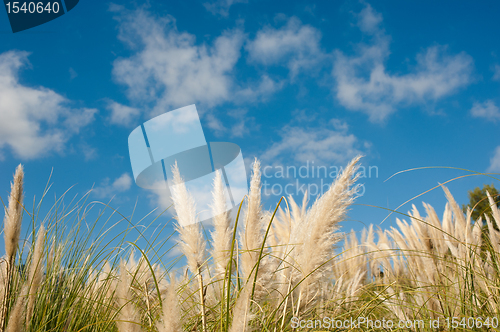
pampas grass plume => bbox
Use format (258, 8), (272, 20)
(26, 224), (46, 324)
(156, 277), (181, 332)
(3, 164), (24, 263)
(210, 170), (232, 278)
(170, 162), (207, 332)
(115, 260), (142, 332)
(170, 163), (205, 274)
(240, 159), (264, 282)
(5, 286), (27, 332)
(2, 164), (24, 331)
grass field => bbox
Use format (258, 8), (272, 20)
(1, 157), (500, 331)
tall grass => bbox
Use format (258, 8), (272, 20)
(1, 158), (499, 331)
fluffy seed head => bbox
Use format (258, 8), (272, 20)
(4, 164), (24, 262)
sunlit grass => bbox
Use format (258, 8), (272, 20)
(1, 159), (500, 331)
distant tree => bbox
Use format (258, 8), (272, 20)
(462, 184), (500, 259)
(462, 184), (500, 222)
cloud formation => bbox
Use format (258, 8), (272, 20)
(205, 108), (258, 138)
(92, 173), (132, 199)
(470, 100), (500, 122)
(355, 3), (383, 34)
(492, 64), (500, 81)
(260, 119), (365, 165)
(246, 16), (327, 77)
(0, 51), (97, 159)
(488, 146), (500, 172)
(111, 6), (245, 115)
(203, 0), (247, 16)
(107, 100), (140, 126)
(332, 4), (474, 122)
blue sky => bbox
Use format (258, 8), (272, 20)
(1, 0), (499, 254)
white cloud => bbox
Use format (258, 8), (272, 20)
(230, 118), (249, 138)
(493, 64), (500, 81)
(92, 173), (132, 199)
(0, 51), (97, 159)
(205, 113), (226, 135)
(203, 0), (247, 16)
(470, 100), (500, 121)
(246, 16), (326, 77)
(488, 146), (500, 172)
(80, 142), (97, 161)
(69, 67), (78, 80)
(355, 3), (383, 34)
(235, 75), (284, 101)
(63, 108), (96, 133)
(205, 108), (257, 138)
(260, 119), (364, 165)
(228, 109), (257, 137)
(332, 5), (474, 122)
(107, 100), (140, 126)
(111, 7), (245, 115)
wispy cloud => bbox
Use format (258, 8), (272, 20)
(107, 100), (140, 126)
(92, 173), (132, 199)
(355, 3), (383, 34)
(260, 119), (366, 165)
(80, 142), (98, 161)
(111, 6), (245, 115)
(205, 108), (258, 138)
(229, 109), (256, 137)
(246, 16), (327, 77)
(492, 64), (500, 81)
(332, 4), (474, 122)
(470, 100), (500, 122)
(205, 113), (226, 135)
(0, 51), (97, 159)
(488, 146), (500, 172)
(203, 0), (247, 16)
(69, 67), (78, 80)
(235, 75), (284, 101)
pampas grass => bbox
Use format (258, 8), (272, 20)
(156, 277), (181, 332)
(3, 164), (23, 263)
(170, 163), (207, 332)
(115, 260), (142, 332)
(5, 286), (27, 332)
(210, 170), (232, 281)
(1, 164), (24, 331)
(26, 224), (45, 326)
(1, 156), (500, 331)
(291, 155), (361, 314)
(240, 158), (265, 283)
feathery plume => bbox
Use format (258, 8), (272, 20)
(240, 159), (264, 282)
(4, 164), (24, 263)
(210, 170), (233, 279)
(293, 156), (361, 313)
(171, 163), (205, 274)
(6, 286), (27, 332)
(47, 237), (55, 273)
(171, 162), (207, 332)
(26, 224), (46, 325)
(487, 191), (500, 226)
(115, 260), (142, 332)
(2, 164), (24, 331)
(228, 284), (252, 332)
(156, 277), (182, 332)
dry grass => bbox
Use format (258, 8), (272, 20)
(1, 158), (500, 331)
